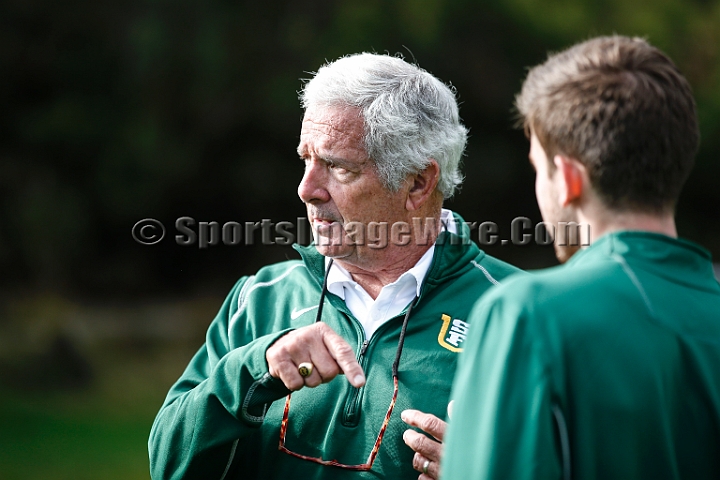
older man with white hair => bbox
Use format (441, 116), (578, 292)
(149, 53), (521, 480)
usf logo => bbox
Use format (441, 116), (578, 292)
(438, 314), (470, 352)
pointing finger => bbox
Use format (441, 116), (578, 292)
(321, 326), (365, 387)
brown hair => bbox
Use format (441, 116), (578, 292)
(516, 35), (699, 214)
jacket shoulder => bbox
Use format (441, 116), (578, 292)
(477, 259), (618, 315)
(221, 259), (313, 312)
(251, 258), (307, 281)
(472, 251), (525, 285)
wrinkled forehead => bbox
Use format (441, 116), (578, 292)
(297, 105), (367, 158)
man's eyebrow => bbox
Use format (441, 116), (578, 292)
(296, 149), (353, 166)
(322, 154), (349, 165)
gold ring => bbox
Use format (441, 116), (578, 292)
(422, 459), (430, 475)
(298, 362), (314, 378)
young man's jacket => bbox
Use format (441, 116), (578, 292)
(443, 231), (720, 480)
(148, 217), (522, 480)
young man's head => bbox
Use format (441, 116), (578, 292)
(517, 36), (699, 216)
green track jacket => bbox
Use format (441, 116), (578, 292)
(149, 220), (521, 480)
(443, 231), (720, 479)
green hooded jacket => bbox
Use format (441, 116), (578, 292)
(149, 217), (522, 480)
(443, 232), (720, 479)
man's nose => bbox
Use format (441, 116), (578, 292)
(298, 159), (331, 203)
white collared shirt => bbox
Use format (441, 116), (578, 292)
(325, 209), (458, 339)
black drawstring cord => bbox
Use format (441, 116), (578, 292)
(314, 258), (333, 324)
(392, 295), (417, 377)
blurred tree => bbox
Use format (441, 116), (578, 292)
(1, 0), (718, 299)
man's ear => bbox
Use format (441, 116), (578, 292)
(553, 155), (585, 207)
(406, 159), (441, 211)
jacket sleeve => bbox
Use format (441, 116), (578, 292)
(148, 277), (293, 480)
(441, 287), (563, 480)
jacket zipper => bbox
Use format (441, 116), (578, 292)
(340, 305), (413, 427)
(342, 339), (369, 425)
(359, 339), (369, 361)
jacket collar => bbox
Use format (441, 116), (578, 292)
(293, 212), (484, 302)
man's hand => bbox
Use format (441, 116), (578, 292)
(401, 402), (453, 479)
(266, 323), (366, 391)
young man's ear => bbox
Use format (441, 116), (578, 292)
(406, 159), (441, 211)
(553, 155), (586, 207)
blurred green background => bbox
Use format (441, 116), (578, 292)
(1, 0), (719, 478)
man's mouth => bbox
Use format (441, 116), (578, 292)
(312, 218), (337, 226)
(310, 214), (344, 238)
(309, 209), (342, 227)
(313, 218), (342, 232)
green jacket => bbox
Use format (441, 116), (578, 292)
(149, 222), (521, 480)
(443, 231), (720, 480)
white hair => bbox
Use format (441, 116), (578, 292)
(300, 53), (467, 199)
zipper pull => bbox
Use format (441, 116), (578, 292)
(358, 340), (369, 360)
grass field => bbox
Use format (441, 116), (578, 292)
(0, 390), (153, 480)
(0, 342), (204, 480)
(0, 345), (186, 480)
(0, 295), (217, 480)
